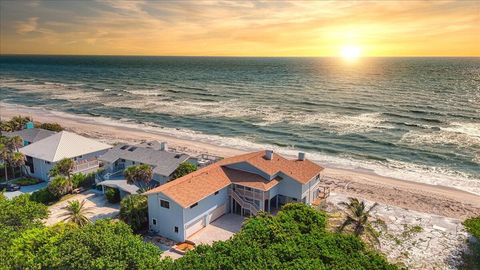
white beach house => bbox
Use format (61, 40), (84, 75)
(145, 150), (326, 242)
(20, 131), (112, 181)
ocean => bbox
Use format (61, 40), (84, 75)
(1, 56), (479, 194)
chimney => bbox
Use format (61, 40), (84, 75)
(298, 152), (305, 161)
(160, 142), (168, 151)
(265, 150), (273, 160)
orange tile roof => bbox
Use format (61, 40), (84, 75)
(145, 151), (324, 208)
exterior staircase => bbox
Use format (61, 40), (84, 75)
(229, 188), (260, 216)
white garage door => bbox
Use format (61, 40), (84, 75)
(185, 217), (205, 238)
(208, 204), (226, 223)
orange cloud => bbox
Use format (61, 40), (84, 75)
(0, 1), (479, 56)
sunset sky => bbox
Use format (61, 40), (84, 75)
(1, 0), (479, 57)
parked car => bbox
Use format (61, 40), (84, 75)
(0, 183), (21, 192)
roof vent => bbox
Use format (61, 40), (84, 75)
(265, 150), (273, 160)
(298, 152), (305, 161)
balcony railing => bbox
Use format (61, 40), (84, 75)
(73, 159), (100, 173)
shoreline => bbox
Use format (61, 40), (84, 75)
(1, 102), (479, 219)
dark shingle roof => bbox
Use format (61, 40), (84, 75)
(4, 128), (56, 144)
(98, 143), (189, 177)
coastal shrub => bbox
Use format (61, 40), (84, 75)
(71, 172), (95, 189)
(459, 216), (480, 269)
(170, 203), (396, 270)
(37, 122), (64, 132)
(0, 193), (49, 265)
(463, 216), (480, 239)
(30, 188), (58, 204)
(105, 187), (121, 203)
(120, 194), (148, 232)
(171, 162), (197, 180)
(4, 220), (163, 270)
(13, 177), (40, 186)
(48, 176), (73, 198)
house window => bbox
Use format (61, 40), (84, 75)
(174, 226), (178, 233)
(245, 187), (252, 191)
(292, 198), (298, 202)
(45, 161), (51, 164)
(152, 219), (157, 225)
(190, 202), (198, 208)
(160, 200), (170, 209)
(214, 191), (219, 195)
(120, 159), (126, 162)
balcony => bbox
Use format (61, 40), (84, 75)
(73, 159), (100, 174)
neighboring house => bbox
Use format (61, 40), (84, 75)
(145, 150), (325, 242)
(96, 141), (192, 197)
(3, 128), (56, 146)
(20, 131), (112, 181)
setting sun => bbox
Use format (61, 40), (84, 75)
(340, 45), (361, 60)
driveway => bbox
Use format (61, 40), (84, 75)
(188, 214), (245, 245)
(45, 190), (120, 226)
(3, 181), (48, 199)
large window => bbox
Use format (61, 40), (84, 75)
(160, 200), (170, 209)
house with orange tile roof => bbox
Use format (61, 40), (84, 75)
(145, 150), (325, 242)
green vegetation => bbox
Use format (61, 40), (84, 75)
(105, 187), (121, 203)
(124, 164), (153, 189)
(0, 135), (25, 182)
(49, 158), (75, 179)
(4, 220), (163, 270)
(48, 176), (73, 198)
(13, 177), (41, 186)
(459, 216), (480, 270)
(120, 194), (148, 232)
(1, 195), (396, 269)
(167, 203), (396, 270)
(37, 122), (64, 132)
(0, 192), (49, 265)
(30, 187), (58, 204)
(338, 197), (381, 245)
(71, 172), (96, 189)
(0, 115), (32, 132)
(59, 199), (92, 227)
(171, 162), (197, 180)
(463, 216), (480, 239)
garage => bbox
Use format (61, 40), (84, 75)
(208, 204), (226, 223)
(185, 217), (205, 238)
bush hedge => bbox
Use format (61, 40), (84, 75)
(105, 188), (121, 203)
(13, 178), (41, 186)
(30, 188), (58, 205)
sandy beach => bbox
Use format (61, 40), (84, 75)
(2, 102), (479, 220)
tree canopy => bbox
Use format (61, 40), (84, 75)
(171, 162), (197, 180)
(124, 164), (153, 189)
(168, 203), (396, 270)
(120, 194), (148, 232)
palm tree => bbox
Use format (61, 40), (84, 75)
(0, 143), (8, 182)
(49, 158), (75, 179)
(338, 197), (380, 245)
(120, 194), (148, 232)
(9, 152), (25, 180)
(60, 199), (92, 226)
(124, 164), (153, 190)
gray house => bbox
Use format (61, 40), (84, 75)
(19, 131), (112, 181)
(4, 128), (56, 146)
(97, 141), (192, 197)
(145, 150), (325, 242)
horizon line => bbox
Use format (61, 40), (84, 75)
(1, 53), (479, 58)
